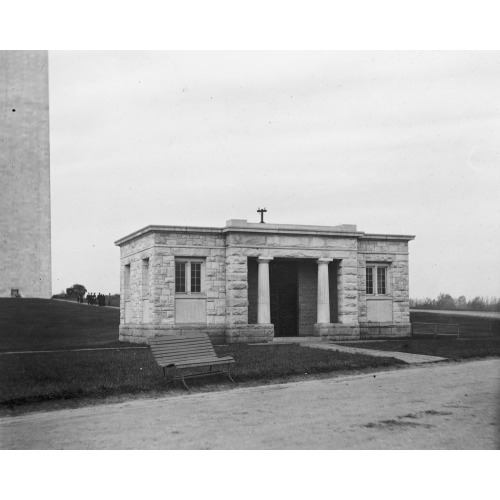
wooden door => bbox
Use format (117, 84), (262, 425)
(270, 261), (298, 337)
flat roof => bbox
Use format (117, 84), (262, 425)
(115, 219), (415, 246)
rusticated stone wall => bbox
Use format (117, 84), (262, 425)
(119, 231), (227, 337)
(117, 223), (413, 343)
(247, 258), (258, 324)
(225, 250), (249, 326)
(119, 233), (155, 326)
(357, 238), (411, 338)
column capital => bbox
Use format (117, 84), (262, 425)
(257, 256), (274, 263)
(316, 258), (333, 265)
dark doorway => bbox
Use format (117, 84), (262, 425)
(270, 260), (298, 337)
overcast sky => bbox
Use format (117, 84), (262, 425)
(48, 51), (500, 299)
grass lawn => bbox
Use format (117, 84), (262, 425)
(0, 298), (123, 352)
(0, 298), (405, 412)
(0, 344), (405, 410)
(410, 311), (500, 336)
(336, 338), (500, 359)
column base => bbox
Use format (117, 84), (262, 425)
(313, 323), (360, 340)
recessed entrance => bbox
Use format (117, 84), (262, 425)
(270, 260), (298, 337)
(247, 257), (339, 337)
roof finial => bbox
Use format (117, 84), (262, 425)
(257, 207), (267, 223)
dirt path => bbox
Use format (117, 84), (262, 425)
(1, 359), (499, 449)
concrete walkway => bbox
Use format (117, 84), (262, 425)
(2, 359), (498, 449)
(271, 337), (447, 364)
(318, 343), (447, 364)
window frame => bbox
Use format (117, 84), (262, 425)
(365, 264), (390, 296)
(174, 258), (205, 295)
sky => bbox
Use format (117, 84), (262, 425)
(48, 51), (500, 299)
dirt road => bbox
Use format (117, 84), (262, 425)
(1, 359), (499, 449)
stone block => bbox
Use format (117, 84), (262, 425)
(226, 281), (247, 290)
(359, 323), (411, 339)
(225, 324), (274, 343)
(313, 323), (360, 340)
(226, 289), (247, 299)
(226, 298), (248, 308)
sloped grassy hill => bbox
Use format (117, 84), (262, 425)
(0, 298), (121, 352)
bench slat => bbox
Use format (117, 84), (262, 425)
(151, 344), (214, 353)
(157, 355), (234, 365)
(153, 350), (217, 358)
(156, 356), (222, 364)
(151, 339), (213, 345)
(152, 345), (213, 352)
(153, 349), (215, 356)
(152, 345), (215, 355)
(150, 336), (215, 344)
(163, 358), (235, 369)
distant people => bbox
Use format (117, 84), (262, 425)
(85, 292), (108, 306)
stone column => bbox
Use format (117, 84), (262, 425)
(257, 257), (273, 324)
(317, 258), (333, 323)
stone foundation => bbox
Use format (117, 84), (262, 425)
(119, 323), (274, 345)
(359, 322), (411, 339)
(313, 323), (361, 340)
(120, 322), (411, 344)
(225, 324), (274, 343)
(119, 324), (226, 345)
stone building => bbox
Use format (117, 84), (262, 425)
(0, 51), (51, 298)
(115, 219), (414, 344)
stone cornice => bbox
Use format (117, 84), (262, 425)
(360, 233), (416, 241)
(224, 219), (362, 237)
(114, 224), (223, 246)
(115, 221), (416, 246)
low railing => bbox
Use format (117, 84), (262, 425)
(411, 322), (461, 338)
(411, 322), (494, 339)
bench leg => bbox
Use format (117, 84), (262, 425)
(227, 365), (235, 384)
(180, 370), (190, 390)
(164, 367), (175, 388)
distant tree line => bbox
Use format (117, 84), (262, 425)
(410, 293), (500, 312)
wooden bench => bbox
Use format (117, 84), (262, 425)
(150, 333), (235, 389)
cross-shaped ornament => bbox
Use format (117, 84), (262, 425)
(257, 207), (267, 223)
